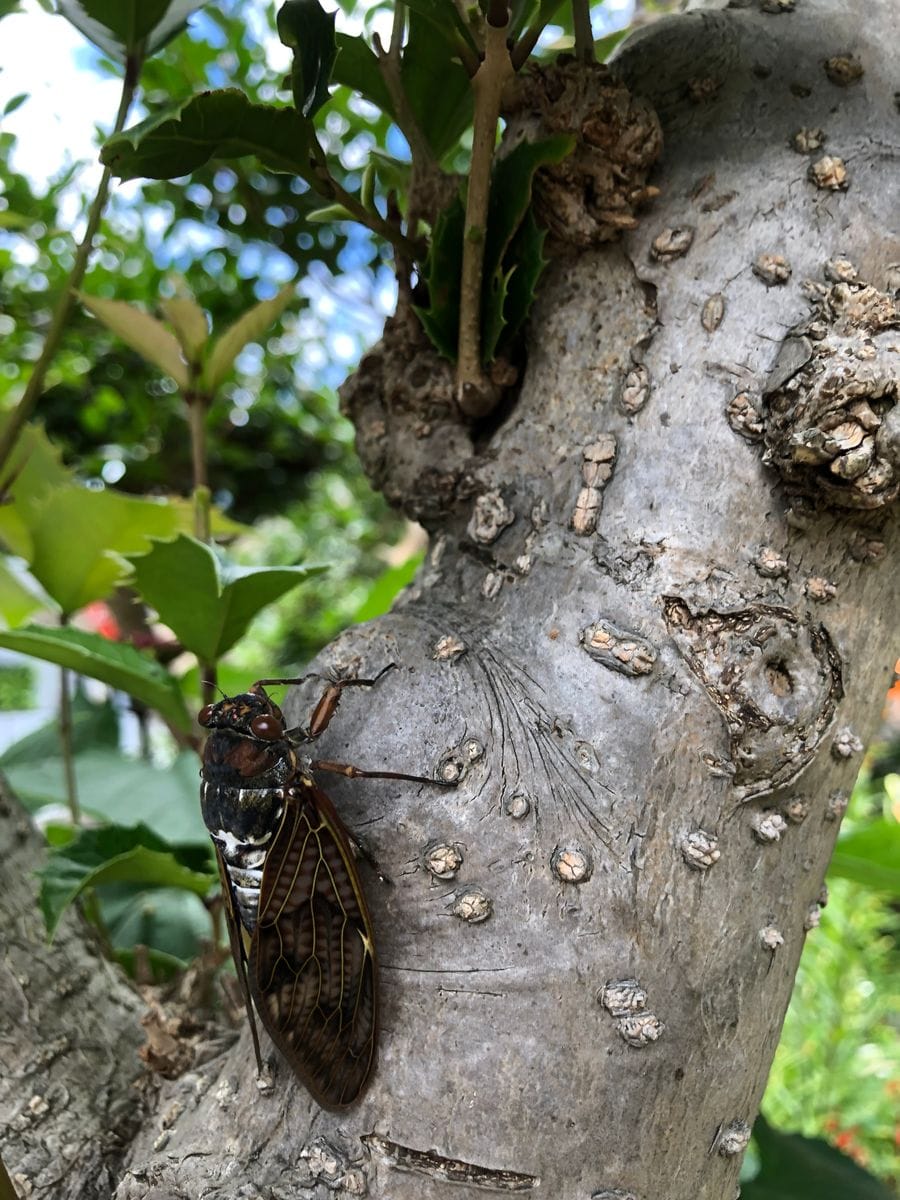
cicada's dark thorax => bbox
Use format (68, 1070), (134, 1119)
(200, 698), (299, 933)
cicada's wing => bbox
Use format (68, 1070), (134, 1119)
(249, 780), (377, 1109)
(213, 846), (265, 1074)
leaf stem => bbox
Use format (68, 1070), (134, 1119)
(0, 55), (142, 473)
(373, 20), (438, 176)
(456, 13), (513, 417)
(572, 0), (595, 63)
(185, 382), (216, 707)
(58, 615), (80, 825)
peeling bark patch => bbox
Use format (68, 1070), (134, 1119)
(824, 257), (859, 284)
(792, 126), (826, 153)
(808, 155), (848, 190)
(505, 791), (531, 819)
(425, 842), (464, 880)
(831, 726), (863, 759)
(701, 293), (726, 332)
(621, 365), (651, 414)
(452, 887), (493, 923)
(848, 532), (886, 562)
(438, 752), (468, 784)
(591, 1191), (641, 1200)
(784, 797), (809, 823)
(433, 634), (467, 661)
(727, 392), (765, 441)
(362, 1135), (538, 1191)
(761, 280), (900, 509)
(617, 1013), (665, 1046)
(825, 789), (848, 821)
(599, 979), (648, 1017)
(751, 810), (788, 843)
(804, 903), (821, 930)
(662, 598), (843, 799)
(753, 547), (789, 578)
(753, 254), (792, 286)
(823, 54), (864, 86)
(761, 0), (795, 12)
(805, 576), (836, 603)
(551, 844), (593, 883)
(682, 829), (721, 870)
(759, 925), (785, 950)
(469, 491), (516, 545)
(714, 1119), (752, 1157)
(572, 436), (618, 535)
(581, 617), (657, 676)
(303, 1137), (367, 1193)
(651, 226), (694, 262)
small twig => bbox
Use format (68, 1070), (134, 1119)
(308, 143), (424, 259)
(456, 10), (513, 416)
(0, 55), (142, 473)
(59, 661), (80, 825)
(373, 25), (438, 174)
(572, 0), (595, 63)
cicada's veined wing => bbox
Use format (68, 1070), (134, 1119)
(249, 780), (377, 1109)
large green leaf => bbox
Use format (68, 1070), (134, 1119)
(353, 551), (424, 623)
(0, 693), (118, 768)
(0, 626), (192, 731)
(495, 206), (548, 355)
(277, 0), (337, 120)
(125, 533), (322, 661)
(202, 283), (295, 391)
(400, 0), (477, 55)
(4, 747), (206, 843)
(56, 0), (205, 60)
(828, 819), (900, 895)
(332, 33), (393, 115)
(0, 559), (50, 627)
(401, 11), (472, 159)
(22, 484), (180, 614)
(38, 822), (215, 939)
(743, 1116), (895, 1199)
(0, 421), (73, 560)
(102, 90), (312, 182)
(414, 190), (465, 361)
(78, 293), (190, 388)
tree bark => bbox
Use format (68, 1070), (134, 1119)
(2, 1), (898, 1196)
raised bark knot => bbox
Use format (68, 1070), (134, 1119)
(571, 434), (617, 535)
(681, 828), (721, 870)
(598, 979), (664, 1046)
(760, 277), (900, 510)
(468, 490), (516, 545)
(452, 886), (493, 923)
(502, 59), (662, 248)
(663, 597), (843, 800)
(715, 1119), (752, 1157)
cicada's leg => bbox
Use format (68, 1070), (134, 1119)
(310, 758), (454, 787)
(285, 664), (397, 741)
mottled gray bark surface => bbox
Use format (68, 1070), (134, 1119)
(2, 1), (898, 1197)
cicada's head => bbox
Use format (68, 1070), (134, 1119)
(198, 683), (286, 742)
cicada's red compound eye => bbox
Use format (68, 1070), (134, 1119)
(198, 703), (216, 726)
(250, 714), (283, 740)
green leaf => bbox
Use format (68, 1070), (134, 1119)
(492, 205), (547, 356)
(743, 1115), (895, 1199)
(277, 0), (337, 120)
(0, 692), (118, 768)
(102, 90), (312, 182)
(102, 884), (211, 963)
(56, 0), (205, 60)
(160, 293), (208, 363)
(0, 626), (192, 731)
(353, 551), (425, 624)
(21, 484), (181, 614)
(332, 33), (393, 115)
(78, 293), (190, 388)
(0, 421), (73, 560)
(400, 0), (478, 56)
(0, 559), (50, 627)
(414, 190), (465, 361)
(828, 819), (900, 894)
(401, 11), (472, 159)
(5, 747), (206, 843)
(202, 283), (295, 391)
(306, 202), (355, 223)
(3, 92), (28, 117)
(38, 822), (215, 940)
(125, 533), (323, 662)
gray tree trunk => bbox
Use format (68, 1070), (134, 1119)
(2, 1), (897, 1196)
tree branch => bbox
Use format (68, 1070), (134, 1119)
(572, 0), (595, 63)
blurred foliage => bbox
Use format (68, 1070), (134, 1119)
(0, 662), (33, 708)
(759, 750), (900, 1187)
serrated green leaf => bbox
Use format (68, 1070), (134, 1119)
(0, 421), (73, 560)
(125, 533), (322, 662)
(277, 0), (337, 120)
(414, 190), (465, 360)
(79, 293), (190, 388)
(0, 693), (118, 768)
(21, 484), (180, 614)
(332, 33), (393, 115)
(0, 559), (50, 627)
(102, 90), (312, 182)
(482, 265), (513, 367)
(38, 822), (215, 940)
(306, 202), (355, 223)
(493, 205), (547, 355)
(0, 626), (192, 731)
(400, 0), (478, 55)
(56, 0), (205, 60)
(743, 1115), (895, 1199)
(160, 294), (208, 363)
(353, 552), (425, 624)
(202, 283), (295, 391)
(401, 11), (472, 159)
(828, 819), (900, 894)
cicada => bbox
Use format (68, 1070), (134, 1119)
(198, 667), (439, 1109)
